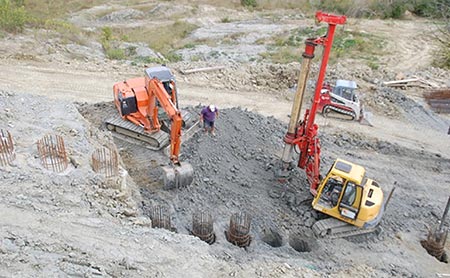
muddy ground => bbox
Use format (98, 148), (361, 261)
(1, 1), (450, 277)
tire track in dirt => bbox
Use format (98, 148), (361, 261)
(357, 18), (437, 72)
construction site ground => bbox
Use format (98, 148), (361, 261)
(1, 2), (450, 277)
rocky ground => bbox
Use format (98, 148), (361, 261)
(1, 1), (450, 277)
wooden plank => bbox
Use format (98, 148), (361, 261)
(180, 66), (225, 75)
(383, 78), (420, 86)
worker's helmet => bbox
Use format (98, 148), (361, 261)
(209, 105), (216, 112)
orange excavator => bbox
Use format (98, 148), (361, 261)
(106, 66), (195, 189)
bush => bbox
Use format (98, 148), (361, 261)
(100, 26), (126, 60)
(318, 0), (353, 15)
(241, 0), (257, 8)
(432, 0), (450, 68)
(106, 48), (125, 60)
(0, 0), (27, 33)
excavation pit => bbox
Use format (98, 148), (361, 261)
(289, 234), (314, 253)
(261, 228), (283, 248)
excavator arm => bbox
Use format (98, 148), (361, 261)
(146, 78), (183, 165)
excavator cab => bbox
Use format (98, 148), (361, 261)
(312, 159), (384, 229)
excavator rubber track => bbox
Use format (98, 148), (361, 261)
(105, 115), (170, 150)
(312, 217), (376, 239)
(323, 106), (356, 121)
(105, 110), (200, 150)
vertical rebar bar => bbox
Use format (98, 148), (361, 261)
(439, 196), (450, 232)
(150, 206), (172, 231)
(37, 134), (68, 173)
(92, 146), (119, 177)
(0, 129), (15, 166)
(192, 211), (215, 244)
(226, 212), (251, 247)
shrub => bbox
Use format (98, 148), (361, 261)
(318, 0), (353, 15)
(431, 0), (450, 68)
(241, 0), (257, 8)
(106, 48), (125, 60)
(0, 0), (27, 33)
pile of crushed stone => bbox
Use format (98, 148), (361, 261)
(140, 107), (316, 242)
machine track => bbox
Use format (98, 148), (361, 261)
(105, 110), (200, 150)
(105, 115), (170, 150)
(323, 106), (356, 121)
(312, 217), (376, 239)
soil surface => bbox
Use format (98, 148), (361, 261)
(1, 2), (450, 277)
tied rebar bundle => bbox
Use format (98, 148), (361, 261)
(226, 212), (251, 247)
(92, 146), (119, 177)
(0, 129), (15, 167)
(37, 134), (68, 173)
(192, 211), (215, 244)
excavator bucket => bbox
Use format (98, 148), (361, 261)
(162, 163), (194, 189)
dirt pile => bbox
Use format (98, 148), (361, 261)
(2, 90), (450, 277)
(0, 91), (326, 277)
(99, 104), (448, 277)
(176, 61), (300, 94)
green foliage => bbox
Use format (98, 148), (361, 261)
(260, 47), (301, 64)
(411, 0), (439, 17)
(165, 51), (182, 62)
(241, 0), (257, 8)
(101, 26), (113, 43)
(183, 42), (196, 49)
(115, 20), (198, 57)
(433, 46), (450, 69)
(106, 48), (125, 60)
(23, 0), (107, 20)
(0, 0), (27, 33)
(221, 17), (231, 23)
(100, 26), (126, 60)
(263, 26), (385, 64)
(317, 0), (353, 15)
(431, 1), (450, 68)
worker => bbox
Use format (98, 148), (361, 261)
(200, 104), (219, 136)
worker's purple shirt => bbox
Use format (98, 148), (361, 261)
(201, 107), (217, 122)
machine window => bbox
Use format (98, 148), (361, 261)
(341, 182), (357, 206)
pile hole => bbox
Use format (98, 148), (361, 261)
(261, 228), (283, 247)
(289, 234), (313, 253)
